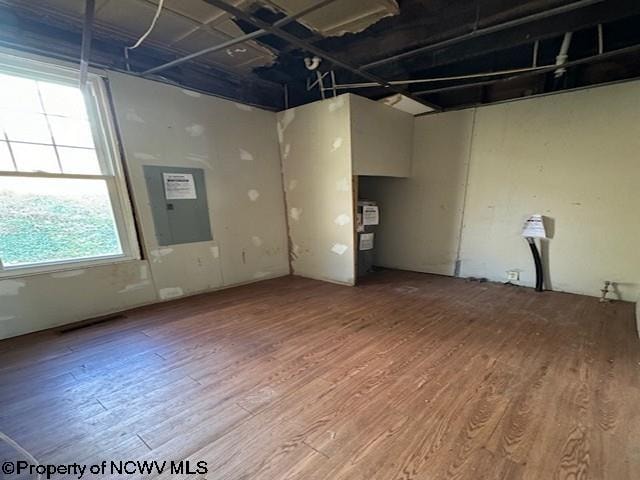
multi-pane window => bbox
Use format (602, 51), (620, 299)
(0, 55), (139, 274)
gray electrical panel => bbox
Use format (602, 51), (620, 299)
(143, 165), (212, 246)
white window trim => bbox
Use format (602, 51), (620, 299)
(0, 52), (141, 278)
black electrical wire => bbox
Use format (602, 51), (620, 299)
(526, 237), (544, 292)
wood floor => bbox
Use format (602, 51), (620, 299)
(1, 270), (639, 479)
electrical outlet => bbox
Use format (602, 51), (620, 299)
(507, 271), (520, 281)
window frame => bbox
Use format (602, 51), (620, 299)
(0, 53), (141, 278)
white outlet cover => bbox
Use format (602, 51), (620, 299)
(507, 271), (520, 281)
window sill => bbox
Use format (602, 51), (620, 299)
(0, 254), (143, 279)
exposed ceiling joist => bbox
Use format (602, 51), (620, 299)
(202, 0), (442, 111)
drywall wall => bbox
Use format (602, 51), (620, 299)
(459, 81), (640, 300)
(278, 94), (355, 285)
(109, 72), (289, 292)
(359, 109), (474, 275)
(350, 94), (414, 177)
(0, 71), (288, 340)
(363, 80), (640, 301)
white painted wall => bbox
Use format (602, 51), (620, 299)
(350, 94), (414, 177)
(0, 72), (288, 339)
(278, 94), (356, 285)
(359, 109), (474, 275)
(363, 80), (640, 301)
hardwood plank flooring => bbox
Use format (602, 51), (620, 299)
(1, 270), (639, 479)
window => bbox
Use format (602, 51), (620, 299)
(0, 54), (139, 275)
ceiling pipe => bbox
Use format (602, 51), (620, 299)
(202, 0), (442, 111)
(554, 32), (573, 77)
(410, 43), (640, 96)
(360, 0), (604, 71)
(142, 0), (340, 76)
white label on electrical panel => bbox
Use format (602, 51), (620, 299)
(163, 173), (197, 200)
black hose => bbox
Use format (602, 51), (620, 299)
(527, 237), (544, 292)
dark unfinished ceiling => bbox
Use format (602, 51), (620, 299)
(0, 0), (638, 112)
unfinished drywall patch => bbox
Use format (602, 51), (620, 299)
(336, 177), (350, 192)
(159, 287), (184, 300)
(186, 153), (212, 168)
(328, 96), (346, 112)
(185, 124), (205, 137)
(289, 207), (302, 221)
(334, 214), (351, 226)
(181, 89), (202, 98)
(331, 137), (344, 152)
(234, 102), (254, 112)
(133, 152), (159, 161)
(331, 243), (349, 255)
(240, 148), (254, 161)
(277, 109), (295, 143)
(248, 189), (260, 201)
(282, 144), (291, 159)
(119, 280), (151, 293)
(150, 247), (173, 263)
(0, 280), (25, 296)
(125, 109), (145, 123)
(51, 269), (86, 278)
(251, 236), (263, 247)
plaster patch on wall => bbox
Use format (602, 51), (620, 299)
(290, 207), (303, 221)
(291, 243), (301, 259)
(134, 152), (159, 160)
(336, 177), (350, 192)
(334, 214), (351, 226)
(185, 124), (205, 137)
(283, 143), (291, 159)
(235, 103), (254, 112)
(277, 109), (296, 143)
(331, 137), (343, 152)
(150, 248), (173, 263)
(211, 246), (220, 259)
(140, 264), (149, 280)
(125, 109), (145, 123)
(119, 280), (151, 293)
(0, 280), (25, 296)
(253, 271), (269, 279)
(240, 148), (254, 161)
(159, 287), (184, 300)
(51, 269), (86, 278)
(181, 89), (202, 98)
(251, 236), (263, 247)
(248, 189), (260, 201)
(328, 96), (345, 112)
(287, 179), (298, 191)
(331, 243), (349, 255)
(0, 315), (15, 321)
(186, 153), (211, 168)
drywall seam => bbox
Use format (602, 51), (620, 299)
(278, 136), (294, 274)
(453, 107), (477, 276)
